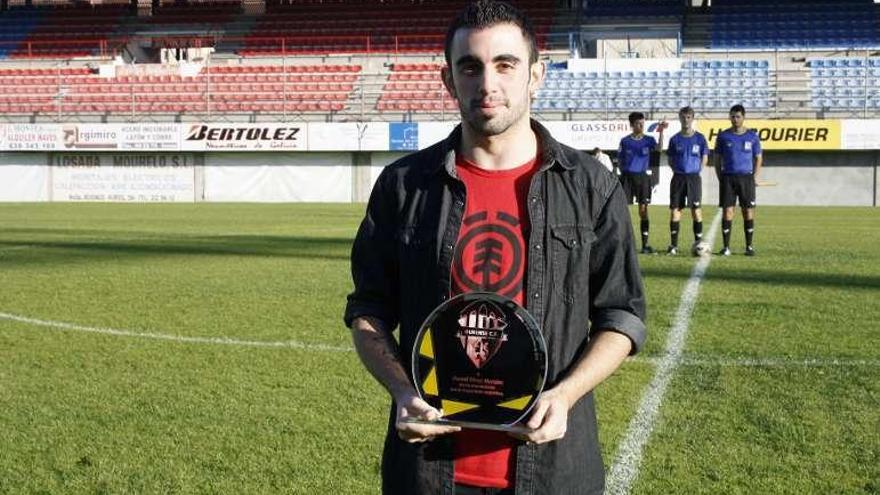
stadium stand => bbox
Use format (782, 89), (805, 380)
(0, 4), (128, 59)
(2, 0), (880, 120)
(711, 0), (880, 49)
(534, 59), (771, 113)
(377, 62), (457, 114)
(148, 1), (241, 24)
(579, 0), (683, 21)
(0, 1), (556, 58)
(238, 0), (554, 56)
(0, 64), (360, 115)
(809, 58), (880, 110)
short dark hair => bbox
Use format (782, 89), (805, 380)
(678, 106), (694, 117)
(628, 112), (645, 125)
(444, 1), (539, 67)
(729, 104), (746, 115)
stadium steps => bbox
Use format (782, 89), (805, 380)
(545, 3), (581, 54)
(682, 11), (712, 50)
(213, 16), (260, 54)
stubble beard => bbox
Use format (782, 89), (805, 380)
(459, 97), (528, 138)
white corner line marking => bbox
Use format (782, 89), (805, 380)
(606, 210), (722, 495)
(0, 311), (354, 352)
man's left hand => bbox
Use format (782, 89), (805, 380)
(512, 387), (572, 445)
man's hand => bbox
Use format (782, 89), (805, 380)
(658, 119), (668, 132)
(509, 330), (632, 445)
(395, 391), (461, 443)
(513, 387), (572, 445)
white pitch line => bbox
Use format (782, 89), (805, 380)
(0, 245), (32, 252)
(0, 311), (354, 352)
(4, 309), (880, 370)
(628, 355), (880, 368)
(605, 210), (723, 495)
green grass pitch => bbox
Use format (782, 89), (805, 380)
(1, 203), (878, 494)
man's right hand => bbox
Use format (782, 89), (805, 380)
(395, 391), (461, 443)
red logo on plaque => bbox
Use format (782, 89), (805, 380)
(456, 302), (509, 369)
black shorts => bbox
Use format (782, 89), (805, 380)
(719, 174), (756, 208)
(669, 174), (702, 210)
(620, 173), (652, 205)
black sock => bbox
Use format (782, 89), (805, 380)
(722, 219), (732, 248)
(640, 219), (650, 248)
(670, 221), (680, 248)
(745, 219), (754, 247)
(693, 220), (703, 241)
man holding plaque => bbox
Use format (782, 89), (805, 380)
(344, 1), (647, 493)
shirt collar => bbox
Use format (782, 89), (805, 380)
(428, 119), (574, 177)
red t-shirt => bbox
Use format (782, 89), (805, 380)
(451, 153), (539, 489)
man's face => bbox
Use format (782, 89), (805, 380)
(679, 112), (694, 130)
(631, 119), (645, 135)
(730, 111), (745, 129)
(442, 23), (543, 138)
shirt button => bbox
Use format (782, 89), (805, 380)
(534, 244), (542, 250)
(530, 196), (539, 203)
(533, 292), (540, 299)
(446, 244), (454, 251)
(455, 200), (464, 208)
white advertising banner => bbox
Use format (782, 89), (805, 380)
(57, 124), (121, 150)
(544, 120), (681, 151)
(204, 152), (351, 202)
(50, 153), (196, 202)
(1, 121), (687, 152)
(2, 124), (59, 151)
(418, 122), (458, 150)
(841, 119), (880, 150)
(308, 122), (389, 151)
(0, 123), (182, 151)
(118, 123), (180, 150)
(0, 152), (50, 201)
(180, 123), (308, 151)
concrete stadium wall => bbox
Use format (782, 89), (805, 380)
(699, 151), (879, 207)
(0, 150), (877, 206)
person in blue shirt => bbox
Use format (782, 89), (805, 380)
(713, 104), (763, 256)
(665, 106), (708, 255)
(617, 111), (666, 254)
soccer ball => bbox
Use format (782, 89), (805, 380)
(691, 241), (710, 257)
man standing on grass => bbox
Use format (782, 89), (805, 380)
(713, 104), (762, 256)
(344, 1), (647, 493)
(591, 146), (614, 173)
(665, 106), (708, 255)
(617, 112), (666, 254)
